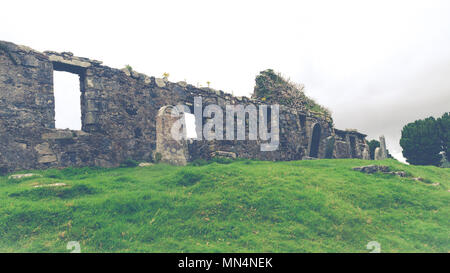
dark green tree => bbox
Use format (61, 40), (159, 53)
(367, 140), (380, 160)
(400, 117), (442, 166)
(386, 150), (394, 159)
(437, 112), (449, 162)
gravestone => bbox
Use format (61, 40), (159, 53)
(362, 144), (370, 160)
(155, 106), (188, 166)
(374, 147), (382, 160)
(379, 135), (387, 159)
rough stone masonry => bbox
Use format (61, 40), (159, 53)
(0, 40), (371, 173)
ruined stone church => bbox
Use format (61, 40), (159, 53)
(0, 40), (371, 173)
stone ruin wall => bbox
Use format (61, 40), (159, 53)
(0, 40), (369, 173)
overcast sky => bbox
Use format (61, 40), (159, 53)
(2, 0), (450, 163)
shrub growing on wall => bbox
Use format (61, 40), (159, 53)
(252, 69), (332, 118)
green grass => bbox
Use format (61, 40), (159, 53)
(0, 159), (448, 253)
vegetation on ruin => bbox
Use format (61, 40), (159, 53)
(124, 64), (133, 73)
(0, 159), (448, 253)
(253, 69), (332, 118)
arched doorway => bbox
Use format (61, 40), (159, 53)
(309, 123), (321, 158)
(155, 105), (189, 165)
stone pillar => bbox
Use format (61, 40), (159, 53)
(362, 144), (370, 160)
(379, 135), (387, 159)
(156, 106), (188, 166)
(374, 147), (382, 160)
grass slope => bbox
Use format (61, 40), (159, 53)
(0, 159), (448, 253)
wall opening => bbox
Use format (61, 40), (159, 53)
(309, 123), (321, 158)
(53, 70), (82, 130)
(349, 136), (357, 158)
(299, 115), (306, 129)
(184, 112), (197, 139)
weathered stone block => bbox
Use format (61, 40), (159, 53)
(177, 81), (187, 87)
(86, 100), (98, 111)
(86, 78), (94, 88)
(84, 112), (97, 125)
(352, 165), (390, 174)
(155, 78), (166, 88)
(211, 151), (237, 158)
(42, 131), (74, 140)
(48, 54), (91, 68)
(22, 55), (39, 67)
(8, 173), (41, 179)
(38, 155), (57, 163)
(121, 68), (131, 77)
(35, 143), (53, 155)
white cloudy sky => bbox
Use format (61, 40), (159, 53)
(2, 0), (450, 162)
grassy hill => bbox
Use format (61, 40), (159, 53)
(0, 159), (448, 253)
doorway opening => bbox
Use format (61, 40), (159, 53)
(309, 123), (321, 158)
(349, 136), (357, 158)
